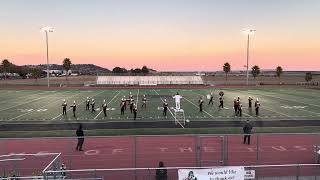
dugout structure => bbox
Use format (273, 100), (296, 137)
(96, 76), (204, 86)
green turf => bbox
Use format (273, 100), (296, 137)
(0, 88), (320, 124)
(1, 126), (320, 138)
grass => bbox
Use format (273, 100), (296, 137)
(0, 87), (320, 123)
(1, 126), (320, 138)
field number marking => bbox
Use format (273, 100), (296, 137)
(281, 105), (307, 109)
(18, 109), (48, 113)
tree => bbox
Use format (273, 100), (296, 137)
(141, 66), (149, 74)
(63, 58), (72, 82)
(223, 62), (231, 82)
(2, 59), (11, 80)
(305, 72), (312, 82)
(31, 68), (42, 84)
(112, 67), (121, 73)
(276, 66), (283, 78)
(131, 68), (142, 74)
(112, 67), (128, 73)
(251, 65), (260, 80)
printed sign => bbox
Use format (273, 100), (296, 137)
(178, 166), (245, 180)
(244, 170), (255, 179)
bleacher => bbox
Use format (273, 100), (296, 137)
(96, 76), (204, 86)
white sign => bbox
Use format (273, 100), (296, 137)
(178, 166), (245, 180)
(244, 170), (255, 179)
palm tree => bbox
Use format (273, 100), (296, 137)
(276, 66), (283, 84)
(2, 59), (11, 80)
(251, 65), (260, 81)
(305, 72), (312, 82)
(63, 58), (72, 83)
(223, 62), (231, 83)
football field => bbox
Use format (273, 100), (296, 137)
(0, 87), (320, 123)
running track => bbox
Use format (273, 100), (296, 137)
(0, 134), (320, 179)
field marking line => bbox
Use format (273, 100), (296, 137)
(8, 92), (82, 121)
(226, 89), (293, 118)
(51, 90), (106, 121)
(136, 89), (140, 108)
(0, 158), (26, 162)
(182, 96), (215, 118)
(174, 89), (216, 118)
(94, 91), (121, 119)
(0, 91), (51, 104)
(0, 91), (68, 112)
(247, 90), (320, 116)
(153, 89), (184, 128)
(248, 90), (320, 108)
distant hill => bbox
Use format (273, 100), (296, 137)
(24, 64), (110, 75)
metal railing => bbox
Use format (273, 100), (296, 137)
(41, 164), (320, 180)
(0, 133), (319, 179)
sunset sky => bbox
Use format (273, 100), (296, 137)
(0, 0), (319, 71)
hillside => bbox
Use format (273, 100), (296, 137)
(25, 64), (110, 75)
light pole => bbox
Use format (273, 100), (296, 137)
(243, 28), (256, 86)
(40, 27), (54, 88)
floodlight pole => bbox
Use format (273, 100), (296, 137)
(45, 31), (50, 88)
(246, 33), (250, 86)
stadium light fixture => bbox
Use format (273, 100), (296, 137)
(40, 27), (54, 88)
(242, 28), (256, 86)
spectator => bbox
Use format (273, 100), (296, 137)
(76, 124), (84, 151)
(155, 161), (167, 180)
(243, 120), (253, 145)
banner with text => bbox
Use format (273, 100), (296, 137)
(178, 166), (245, 180)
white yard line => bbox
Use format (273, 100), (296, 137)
(94, 91), (121, 119)
(226, 89), (291, 118)
(51, 91), (106, 121)
(136, 89), (140, 107)
(248, 90), (320, 108)
(0, 91), (50, 104)
(0, 91), (67, 112)
(9, 92), (82, 121)
(261, 106), (292, 118)
(169, 89), (216, 119)
(153, 89), (184, 128)
(247, 90), (320, 116)
(183, 96), (215, 118)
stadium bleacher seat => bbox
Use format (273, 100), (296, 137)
(96, 76), (204, 85)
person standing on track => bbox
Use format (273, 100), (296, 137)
(141, 95), (147, 109)
(62, 99), (67, 116)
(173, 92), (182, 110)
(243, 120), (253, 145)
(70, 100), (77, 117)
(155, 161), (167, 180)
(248, 96), (253, 108)
(133, 103), (137, 120)
(255, 98), (260, 116)
(102, 99), (107, 117)
(163, 99), (168, 117)
(86, 97), (90, 110)
(198, 96), (204, 112)
(76, 124), (84, 151)
(91, 98), (95, 113)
